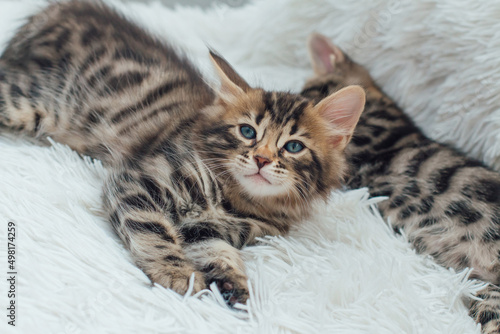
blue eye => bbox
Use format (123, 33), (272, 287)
(284, 141), (304, 153)
(240, 125), (256, 139)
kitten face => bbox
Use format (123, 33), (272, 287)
(224, 92), (325, 198)
(197, 51), (365, 204)
(231, 121), (296, 198)
(199, 88), (364, 203)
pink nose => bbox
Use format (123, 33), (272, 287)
(254, 155), (270, 169)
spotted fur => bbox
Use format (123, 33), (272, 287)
(0, 2), (365, 303)
(301, 33), (500, 333)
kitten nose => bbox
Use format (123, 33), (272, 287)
(254, 155), (270, 169)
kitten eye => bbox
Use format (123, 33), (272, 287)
(284, 141), (304, 153)
(240, 125), (256, 139)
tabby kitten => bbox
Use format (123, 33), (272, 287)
(301, 33), (500, 333)
(0, 2), (366, 304)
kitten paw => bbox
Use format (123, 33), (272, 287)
(470, 285), (500, 334)
(201, 268), (249, 305)
(216, 278), (249, 306)
(150, 268), (206, 296)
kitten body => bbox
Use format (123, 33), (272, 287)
(0, 2), (365, 303)
(302, 33), (500, 333)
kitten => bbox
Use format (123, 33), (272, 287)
(301, 33), (500, 333)
(0, 2), (365, 304)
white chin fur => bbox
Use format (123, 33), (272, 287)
(234, 173), (288, 197)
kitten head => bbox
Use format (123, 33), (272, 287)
(302, 32), (373, 102)
(197, 50), (365, 215)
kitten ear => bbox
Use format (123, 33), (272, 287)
(209, 50), (251, 104)
(315, 85), (365, 149)
(308, 32), (345, 75)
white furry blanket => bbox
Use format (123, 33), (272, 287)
(0, 0), (495, 333)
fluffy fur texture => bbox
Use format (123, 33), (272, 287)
(302, 33), (500, 333)
(0, 0), (365, 303)
(0, 134), (484, 334)
(0, 0), (496, 333)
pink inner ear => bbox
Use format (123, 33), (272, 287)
(308, 33), (346, 76)
(318, 86), (365, 137)
(330, 135), (346, 147)
(309, 34), (335, 74)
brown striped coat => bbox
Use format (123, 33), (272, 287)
(302, 33), (500, 333)
(0, 2), (365, 304)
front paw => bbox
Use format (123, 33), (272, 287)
(216, 278), (249, 306)
(470, 285), (500, 334)
(203, 267), (249, 305)
(147, 264), (206, 295)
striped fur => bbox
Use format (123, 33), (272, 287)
(302, 33), (500, 333)
(0, 2), (365, 303)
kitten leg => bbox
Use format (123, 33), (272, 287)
(181, 216), (281, 305)
(104, 171), (206, 295)
(470, 285), (500, 334)
(184, 239), (249, 305)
